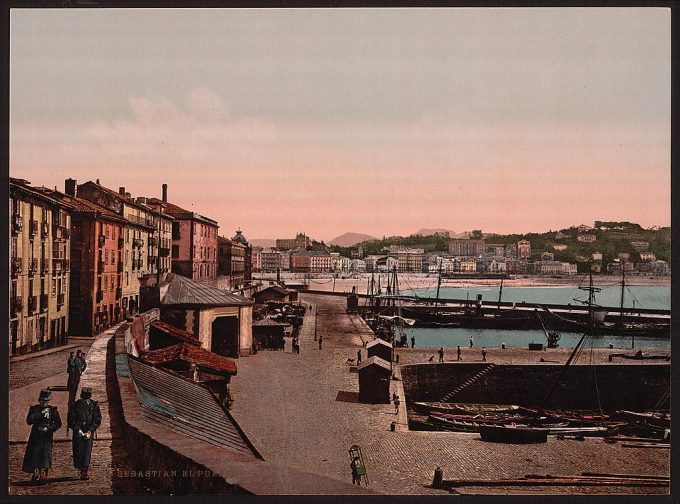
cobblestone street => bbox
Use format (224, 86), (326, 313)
(229, 293), (670, 495)
(9, 327), (149, 496)
(10, 341), (93, 390)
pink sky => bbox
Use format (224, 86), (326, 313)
(10, 9), (671, 242)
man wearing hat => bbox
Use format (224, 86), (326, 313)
(68, 387), (102, 480)
(22, 389), (62, 483)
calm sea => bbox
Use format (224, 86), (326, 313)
(401, 285), (670, 350)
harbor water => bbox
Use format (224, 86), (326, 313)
(405, 327), (670, 350)
(399, 285), (671, 350)
(406, 285), (670, 310)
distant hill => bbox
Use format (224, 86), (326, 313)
(250, 239), (276, 248)
(329, 232), (378, 247)
(414, 228), (466, 238)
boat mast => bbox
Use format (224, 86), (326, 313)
(497, 277), (504, 315)
(433, 259), (443, 316)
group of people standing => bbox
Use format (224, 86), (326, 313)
(22, 350), (102, 484)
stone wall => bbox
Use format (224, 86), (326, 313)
(401, 363), (670, 411)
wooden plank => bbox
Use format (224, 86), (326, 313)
(443, 479), (668, 488)
(582, 472), (670, 480)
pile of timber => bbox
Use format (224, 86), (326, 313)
(440, 472), (669, 491)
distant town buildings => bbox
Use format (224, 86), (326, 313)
(449, 239), (485, 257)
(630, 241), (650, 252)
(553, 244), (567, 251)
(517, 240), (532, 259)
(639, 252), (656, 262)
(577, 234), (597, 243)
(592, 252), (603, 262)
(276, 233), (311, 251)
(217, 230), (252, 290)
(290, 250), (333, 273)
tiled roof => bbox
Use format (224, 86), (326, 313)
(127, 357), (257, 456)
(146, 197), (218, 225)
(149, 320), (201, 346)
(140, 343), (237, 375)
(51, 192), (130, 224)
(10, 179), (68, 208)
(161, 273), (254, 307)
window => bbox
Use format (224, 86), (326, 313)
(11, 237), (17, 258)
(111, 275), (114, 291)
(106, 224), (110, 238)
(126, 229), (130, 243)
(52, 278), (56, 296)
(125, 272), (129, 286)
(105, 249), (108, 263)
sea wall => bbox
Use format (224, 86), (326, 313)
(401, 362), (670, 411)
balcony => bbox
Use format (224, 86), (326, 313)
(118, 237), (124, 249)
(28, 258), (38, 276)
(98, 234), (106, 247)
(96, 290), (103, 303)
(148, 236), (158, 247)
(11, 257), (22, 277)
(29, 220), (39, 236)
(115, 287), (122, 299)
(159, 247), (170, 257)
(40, 294), (48, 312)
(132, 238), (145, 249)
(52, 224), (70, 241)
(136, 259), (144, 269)
(57, 293), (65, 308)
(98, 259), (105, 272)
(11, 296), (23, 317)
(12, 214), (23, 234)
(64, 259), (70, 271)
(41, 221), (49, 238)
(28, 295), (38, 314)
(40, 260), (49, 275)
(117, 262), (124, 272)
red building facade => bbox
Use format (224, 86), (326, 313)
(56, 185), (127, 336)
(147, 185), (218, 283)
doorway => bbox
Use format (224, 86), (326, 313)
(211, 316), (239, 358)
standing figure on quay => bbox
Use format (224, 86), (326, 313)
(22, 389), (62, 484)
(68, 387), (102, 480)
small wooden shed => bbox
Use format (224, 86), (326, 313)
(366, 338), (393, 363)
(357, 356), (391, 404)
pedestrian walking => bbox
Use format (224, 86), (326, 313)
(76, 349), (87, 374)
(22, 389), (62, 484)
(357, 349), (362, 364)
(411, 336), (415, 349)
(456, 345), (462, 361)
(438, 347), (444, 363)
(469, 336), (474, 348)
(394, 395), (401, 415)
(482, 347), (487, 362)
(67, 351), (84, 417)
(68, 387), (102, 480)
(318, 334), (323, 350)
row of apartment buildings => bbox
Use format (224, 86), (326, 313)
(10, 177), (251, 355)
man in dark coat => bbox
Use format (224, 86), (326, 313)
(66, 351), (83, 415)
(22, 389), (62, 483)
(68, 387), (102, 480)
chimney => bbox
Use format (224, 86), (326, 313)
(96, 178), (100, 185)
(119, 186), (126, 195)
(65, 178), (77, 197)
(125, 192), (131, 198)
(162, 184), (168, 203)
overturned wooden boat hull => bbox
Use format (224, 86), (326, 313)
(479, 425), (549, 444)
(414, 402), (520, 415)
